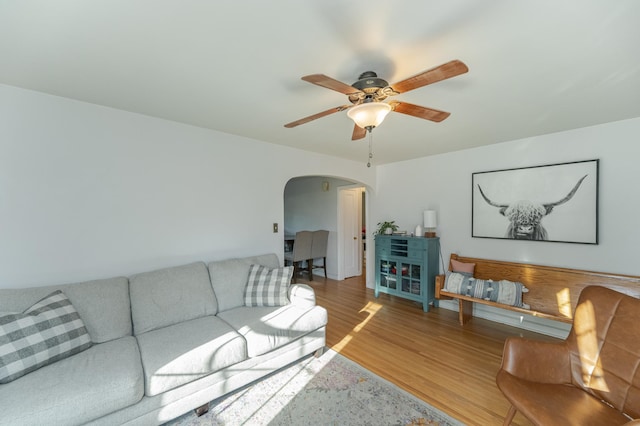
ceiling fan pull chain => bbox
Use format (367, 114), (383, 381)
(367, 131), (373, 168)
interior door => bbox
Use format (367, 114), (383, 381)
(340, 187), (362, 278)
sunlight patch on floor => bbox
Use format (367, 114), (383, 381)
(332, 300), (382, 351)
(209, 349), (339, 425)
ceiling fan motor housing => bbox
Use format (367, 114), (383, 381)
(352, 71), (389, 93)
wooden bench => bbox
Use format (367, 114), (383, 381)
(435, 254), (640, 326)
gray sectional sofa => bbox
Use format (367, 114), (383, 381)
(0, 253), (327, 425)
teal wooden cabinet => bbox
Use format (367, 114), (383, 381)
(374, 235), (440, 312)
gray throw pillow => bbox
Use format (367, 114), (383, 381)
(0, 290), (92, 384)
(244, 264), (293, 307)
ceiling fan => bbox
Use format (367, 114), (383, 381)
(284, 60), (469, 140)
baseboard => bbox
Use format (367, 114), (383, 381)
(310, 267), (340, 281)
(438, 300), (570, 339)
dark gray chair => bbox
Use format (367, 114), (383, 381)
(284, 231), (313, 282)
(309, 230), (329, 278)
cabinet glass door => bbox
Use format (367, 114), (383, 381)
(379, 260), (397, 290)
(400, 262), (422, 295)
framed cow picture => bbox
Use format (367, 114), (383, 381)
(472, 159), (599, 244)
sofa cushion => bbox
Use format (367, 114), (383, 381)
(218, 304), (328, 357)
(0, 336), (143, 426)
(244, 264), (293, 307)
(135, 315), (247, 396)
(129, 262), (217, 334)
(0, 290), (92, 384)
(208, 253), (280, 312)
(0, 277), (131, 343)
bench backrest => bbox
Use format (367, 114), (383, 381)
(449, 254), (640, 321)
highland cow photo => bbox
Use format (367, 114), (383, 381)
(472, 159), (599, 244)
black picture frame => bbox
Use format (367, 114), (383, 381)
(472, 159), (599, 244)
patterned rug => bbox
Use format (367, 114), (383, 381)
(166, 349), (463, 426)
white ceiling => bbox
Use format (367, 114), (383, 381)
(1, 1), (639, 164)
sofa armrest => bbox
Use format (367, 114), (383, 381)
(289, 284), (316, 308)
(500, 337), (571, 384)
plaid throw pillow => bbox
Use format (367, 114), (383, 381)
(0, 290), (93, 384)
(244, 264), (293, 307)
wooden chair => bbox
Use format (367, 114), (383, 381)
(309, 230), (329, 278)
(283, 231), (312, 282)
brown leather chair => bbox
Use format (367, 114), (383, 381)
(497, 286), (640, 426)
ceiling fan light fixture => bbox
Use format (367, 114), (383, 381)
(347, 102), (391, 130)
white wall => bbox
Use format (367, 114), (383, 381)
(0, 84), (374, 288)
(372, 117), (640, 337)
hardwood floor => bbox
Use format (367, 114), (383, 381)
(296, 272), (560, 426)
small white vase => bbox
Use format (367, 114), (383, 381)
(384, 228), (393, 235)
(415, 225), (423, 236)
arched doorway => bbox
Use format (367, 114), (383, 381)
(284, 176), (369, 281)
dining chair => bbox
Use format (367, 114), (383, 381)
(309, 230), (329, 278)
(284, 230), (313, 282)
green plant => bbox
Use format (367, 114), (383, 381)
(376, 220), (398, 235)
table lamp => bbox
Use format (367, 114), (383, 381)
(424, 210), (437, 238)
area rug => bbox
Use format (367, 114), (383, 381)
(166, 349), (463, 426)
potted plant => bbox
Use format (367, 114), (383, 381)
(376, 221), (398, 235)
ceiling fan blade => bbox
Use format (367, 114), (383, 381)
(390, 60), (468, 94)
(352, 124), (367, 140)
(390, 101), (451, 122)
(284, 105), (351, 128)
(302, 74), (362, 95)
